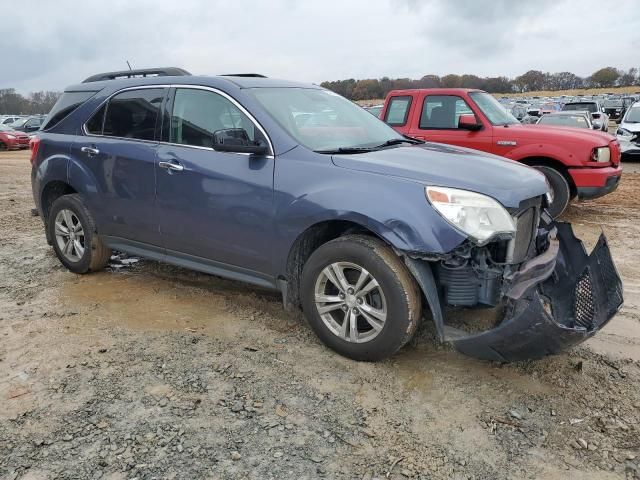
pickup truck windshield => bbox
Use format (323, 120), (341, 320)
(249, 88), (403, 152)
(468, 92), (519, 126)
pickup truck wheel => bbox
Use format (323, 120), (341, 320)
(532, 165), (571, 218)
(300, 235), (421, 361)
(47, 194), (111, 274)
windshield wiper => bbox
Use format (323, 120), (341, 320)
(314, 146), (377, 154)
(375, 137), (424, 148)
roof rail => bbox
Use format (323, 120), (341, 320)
(220, 73), (267, 78)
(82, 67), (191, 83)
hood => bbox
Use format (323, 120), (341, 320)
(620, 121), (640, 133)
(331, 143), (547, 209)
(500, 123), (614, 145)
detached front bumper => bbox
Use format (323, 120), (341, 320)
(454, 223), (623, 361)
(407, 222), (623, 362)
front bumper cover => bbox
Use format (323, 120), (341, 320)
(406, 222), (623, 362)
(452, 223), (623, 362)
(577, 174), (621, 200)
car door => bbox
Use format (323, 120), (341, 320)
(73, 87), (167, 246)
(407, 94), (493, 152)
(155, 86), (275, 279)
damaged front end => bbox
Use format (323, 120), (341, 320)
(406, 212), (624, 362)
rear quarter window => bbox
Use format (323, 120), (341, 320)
(41, 91), (98, 131)
(384, 96), (412, 126)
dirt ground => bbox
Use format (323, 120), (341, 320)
(1, 149), (639, 480)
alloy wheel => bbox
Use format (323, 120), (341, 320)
(314, 262), (387, 343)
(54, 209), (85, 262)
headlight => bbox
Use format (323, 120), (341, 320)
(6, 134), (15, 139)
(590, 146), (610, 163)
(425, 186), (516, 244)
(617, 128), (632, 138)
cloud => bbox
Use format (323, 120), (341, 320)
(1, 0), (638, 93)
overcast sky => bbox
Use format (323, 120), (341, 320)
(3, 0), (639, 93)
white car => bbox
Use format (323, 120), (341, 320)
(616, 101), (640, 160)
(536, 111), (597, 130)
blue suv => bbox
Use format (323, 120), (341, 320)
(31, 68), (623, 362)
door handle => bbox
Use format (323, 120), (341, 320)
(158, 160), (184, 172)
(81, 146), (100, 156)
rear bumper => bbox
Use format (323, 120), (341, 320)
(569, 165), (622, 200)
(452, 223), (623, 362)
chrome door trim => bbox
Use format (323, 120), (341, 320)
(81, 84), (275, 158)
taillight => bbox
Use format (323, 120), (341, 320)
(29, 137), (40, 166)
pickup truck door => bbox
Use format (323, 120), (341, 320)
(405, 94), (493, 153)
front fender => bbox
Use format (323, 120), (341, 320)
(272, 153), (467, 273)
(504, 142), (583, 168)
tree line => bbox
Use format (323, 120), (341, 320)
(0, 89), (61, 115)
(320, 67), (640, 101)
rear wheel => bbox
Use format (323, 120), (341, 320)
(532, 165), (571, 218)
(47, 194), (111, 274)
(300, 235), (421, 361)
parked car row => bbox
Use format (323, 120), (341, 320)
(28, 67), (623, 363)
(0, 114), (46, 133)
(501, 93), (640, 128)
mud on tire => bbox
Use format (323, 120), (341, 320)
(47, 194), (111, 274)
(300, 235), (422, 361)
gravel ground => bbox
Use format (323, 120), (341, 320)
(1, 150), (639, 480)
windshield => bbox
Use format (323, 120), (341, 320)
(563, 102), (597, 113)
(11, 118), (27, 128)
(604, 99), (623, 107)
(249, 88), (403, 152)
(625, 107), (640, 123)
(538, 115), (589, 129)
(468, 92), (519, 125)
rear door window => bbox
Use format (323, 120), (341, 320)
(41, 91), (96, 130)
(384, 96), (412, 126)
(102, 88), (165, 141)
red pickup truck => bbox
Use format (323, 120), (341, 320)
(380, 89), (622, 216)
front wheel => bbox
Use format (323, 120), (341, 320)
(532, 165), (571, 218)
(300, 235), (422, 361)
(47, 194), (112, 274)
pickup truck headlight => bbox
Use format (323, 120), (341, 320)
(5, 134), (16, 139)
(425, 186), (516, 244)
(591, 146), (610, 163)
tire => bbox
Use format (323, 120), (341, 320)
(532, 165), (571, 218)
(47, 194), (111, 274)
(300, 235), (421, 361)
(0, 142), (7, 151)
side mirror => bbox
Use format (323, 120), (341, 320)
(212, 128), (268, 155)
(458, 114), (482, 131)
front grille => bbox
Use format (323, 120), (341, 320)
(511, 207), (537, 263)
